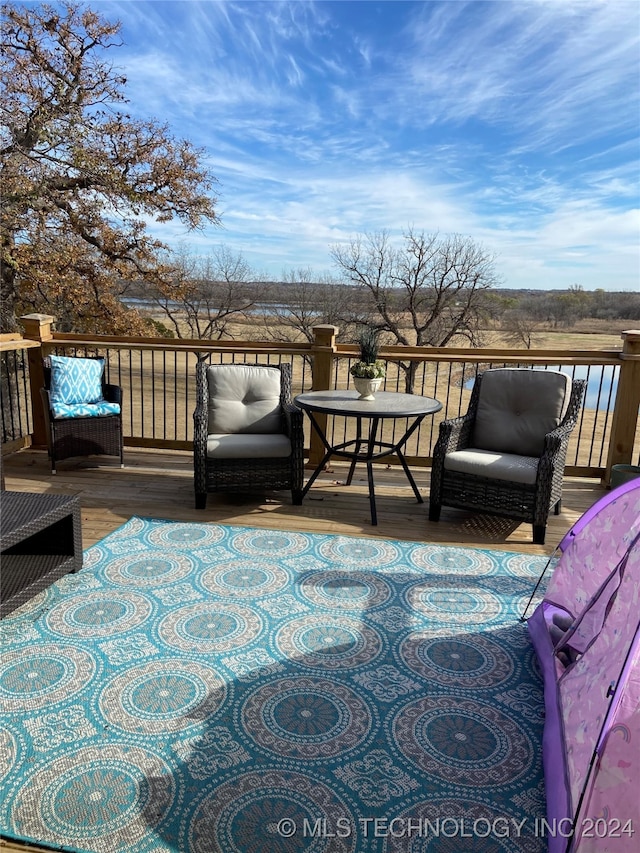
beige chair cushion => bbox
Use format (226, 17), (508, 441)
(445, 449), (539, 484)
(207, 365), (282, 435)
(472, 368), (571, 456)
(207, 433), (292, 459)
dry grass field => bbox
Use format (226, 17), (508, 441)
(138, 299), (634, 351)
(486, 324), (627, 351)
(92, 320), (632, 472)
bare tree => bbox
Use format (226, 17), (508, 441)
(330, 229), (500, 390)
(502, 310), (538, 349)
(257, 268), (360, 346)
(149, 246), (256, 339)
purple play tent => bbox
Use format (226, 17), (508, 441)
(528, 478), (640, 852)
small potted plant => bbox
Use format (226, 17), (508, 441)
(350, 327), (386, 400)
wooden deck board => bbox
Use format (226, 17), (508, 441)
(2, 447), (606, 555)
(0, 446), (608, 852)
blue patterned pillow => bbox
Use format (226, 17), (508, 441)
(51, 401), (121, 420)
(49, 356), (104, 406)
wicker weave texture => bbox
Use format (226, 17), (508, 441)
(193, 361), (304, 506)
(0, 554), (78, 616)
(0, 491), (82, 617)
(429, 374), (586, 543)
(42, 357), (124, 472)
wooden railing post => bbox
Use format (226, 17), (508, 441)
(19, 314), (55, 447)
(605, 329), (640, 485)
(308, 325), (338, 467)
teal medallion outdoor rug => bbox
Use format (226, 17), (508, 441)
(0, 518), (551, 853)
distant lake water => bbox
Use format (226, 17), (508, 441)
(121, 296), (620, 409)
(122, 298), (317, 317)
(465, 364), (619, 410)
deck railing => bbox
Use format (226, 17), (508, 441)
(0, 333), (37, 452)
(1, 315), (639, 483)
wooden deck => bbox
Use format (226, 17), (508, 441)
(2, 446), (607, 556)
(0, 447), (609, 853)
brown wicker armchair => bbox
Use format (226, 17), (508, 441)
(193, 361), (304, 509)
(41, 356), (124, 474)
(428, 368), (586, 544)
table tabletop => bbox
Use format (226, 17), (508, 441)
(294, 389), (442, 419)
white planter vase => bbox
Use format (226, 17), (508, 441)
(353, 377), (383, 401)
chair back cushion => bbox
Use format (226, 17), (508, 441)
(207, 364), (282, 434)
(473, 368), (571, 456)
(49, 356), (104, 406)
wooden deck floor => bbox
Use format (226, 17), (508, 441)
(0, 447), (609, 852)
(2, 446), (607, 556)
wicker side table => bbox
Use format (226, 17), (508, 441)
(0, 491), (82, 617)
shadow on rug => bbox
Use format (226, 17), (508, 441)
(0, 517), (552, 852)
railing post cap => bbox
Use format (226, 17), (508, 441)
(311, 325), (338, 349)
(19, 313), (55, 323)
(19, 314), (56, 341)
(620, 330), (640, 354)
(312, 325), (339, 334)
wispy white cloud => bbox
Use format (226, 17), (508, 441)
(99, 0), (638, 290)
(394, 0), (639, 142)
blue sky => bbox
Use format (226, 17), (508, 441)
(100, 0), (638, 290)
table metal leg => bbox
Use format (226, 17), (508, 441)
(396, 447), (424, 503)
(300, 410), (335, 498)
(300, 447), (334, 498)
(297, 405), (432, 525)
(366, 461), (377, 525)
(366, 418), (381, 525)
(392, 414), (427, 503)
(346, 417), (363, 486)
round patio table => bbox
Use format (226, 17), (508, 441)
(294, 389), (442, 525)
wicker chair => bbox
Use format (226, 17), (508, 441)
(41, 356), (124, 474)
(428, 368), (586, 544)
(193, 361), (304, 509)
